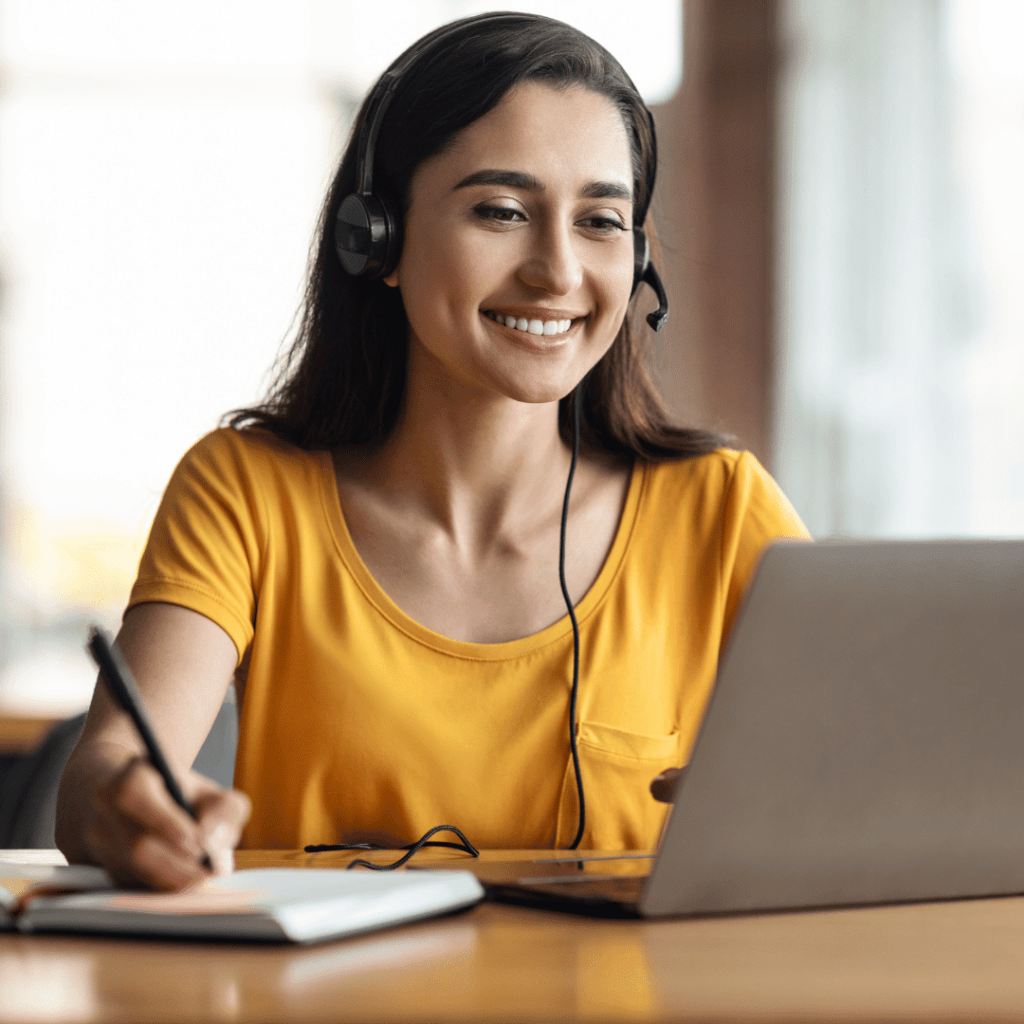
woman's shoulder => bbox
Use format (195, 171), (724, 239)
(160, 428), (334, 525)
(178, 426), (326, 481)
(644, 447), (760, 492)
(642, 448), (809, 539)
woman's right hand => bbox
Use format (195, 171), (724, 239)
(57, 603), (250, 890)
(82, 752), (250, 890)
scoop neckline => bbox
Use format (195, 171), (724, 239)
(316, 454), (647, 662)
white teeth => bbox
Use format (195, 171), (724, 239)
(487, 312), (574, 336)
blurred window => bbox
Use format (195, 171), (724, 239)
(776, 0), (1024, 538)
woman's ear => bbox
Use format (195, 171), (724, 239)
(383, 267), (400, 288)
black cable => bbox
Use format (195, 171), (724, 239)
(309, 386), (586, 864)
(559, 383), (585, 849)
(305, 825), (479, 870)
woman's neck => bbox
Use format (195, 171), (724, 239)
(330, 358), (632, 643)
(346, 383), (573, 556)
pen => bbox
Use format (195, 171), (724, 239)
(86, 626), (213, 871)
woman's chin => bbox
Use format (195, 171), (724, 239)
(487, 368), (584, 407)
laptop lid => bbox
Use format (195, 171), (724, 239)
(641, 539), (1024, 917)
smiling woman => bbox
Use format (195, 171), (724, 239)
(55, 12), (809, 890)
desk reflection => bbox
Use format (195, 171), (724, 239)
(4, 849), (1024, 1023)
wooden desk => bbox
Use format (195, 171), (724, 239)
(3, 848), (1024, 1023)
(0, 714), (61, 754)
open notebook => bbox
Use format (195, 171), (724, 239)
(477, 539), (1024, 917)
(2, 863), (483, 942)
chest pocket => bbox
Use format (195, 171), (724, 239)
(554, 721), (680, 849)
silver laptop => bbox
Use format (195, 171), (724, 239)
(485, 539), (1024, 916)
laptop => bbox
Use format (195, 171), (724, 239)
(481, 539), (1024, 917)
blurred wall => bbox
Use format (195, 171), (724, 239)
(653, 0), (778, 466)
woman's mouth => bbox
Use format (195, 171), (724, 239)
(483, 311), (576, 337)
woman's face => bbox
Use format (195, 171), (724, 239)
(384, 81), (636, 407)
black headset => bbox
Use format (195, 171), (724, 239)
(334, 17), (669, 332)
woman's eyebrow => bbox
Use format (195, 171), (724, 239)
(580, 180), (632, 202)
(452, 169), (632, 202)
(453, 169), (541, 192)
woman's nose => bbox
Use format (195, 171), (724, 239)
(517, 221), (584, 295)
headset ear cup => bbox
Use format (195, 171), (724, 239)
(378, 194), (403, 279)
(631, 227), (650, 298)
(335, 192), (402, 279)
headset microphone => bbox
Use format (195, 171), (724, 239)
(631, 228), (669, 332)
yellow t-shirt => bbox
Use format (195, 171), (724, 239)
(129, 428), (809, 850)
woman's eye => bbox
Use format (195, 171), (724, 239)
(580, 216), (627, 235)
(474, 205), (525, 224)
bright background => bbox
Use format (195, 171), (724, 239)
(774, 0), (1024, 539)
(0, 0), (1021, 715)
(0, 0), (681, 712)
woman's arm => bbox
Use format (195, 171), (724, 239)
(56, 602), (251, 890)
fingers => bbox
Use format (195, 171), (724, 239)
(650, 766), (685, 804)
(86, 758), (249, 890)
(190, 779), (251, 875)
(88, 759), (205, 890)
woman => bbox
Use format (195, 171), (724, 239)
(57, 13), (808, 890)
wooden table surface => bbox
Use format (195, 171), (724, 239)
(0, 713), (62, 754)
(3, 847), (1024, 1023)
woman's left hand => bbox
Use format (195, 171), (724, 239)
(650, 767), (684, 803)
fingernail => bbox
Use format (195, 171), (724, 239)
(208, 823), (230, 848)
(206, 823), (234, 875)
(213, 847), (235, 875)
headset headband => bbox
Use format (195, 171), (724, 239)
(335, 13), (668, 330)
(353, 14), (516, 198)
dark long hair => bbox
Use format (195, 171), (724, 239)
(228, 12), (728, 461)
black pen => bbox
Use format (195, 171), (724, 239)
(87, 626), (213, 871)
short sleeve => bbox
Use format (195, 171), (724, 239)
(127, 430), (266, 664)
(719, 450), (811, 642)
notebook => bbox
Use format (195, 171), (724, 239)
(2, 863), (483, 942)
(483, 539), (1024, 917)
